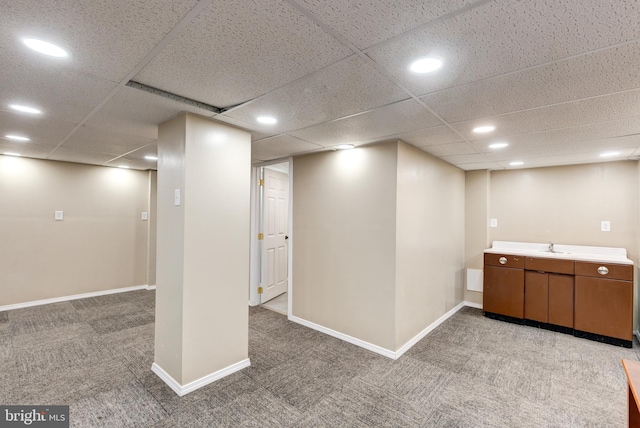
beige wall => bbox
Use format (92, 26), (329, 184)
(395, 143), (465, 349)
(489, 161), (638, 260)
(155, 113), (250, 386)
(0, 156), (149, 306)
(293, 142), (398, 350)
(464, 170), (490, 306)
(147, 170), (157, 286)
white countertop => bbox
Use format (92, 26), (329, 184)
(484, 241), (634, 265)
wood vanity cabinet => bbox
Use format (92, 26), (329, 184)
(483, 254), (525, 319)
(574, 261), (633, 342)
(524, 257), (574, 328)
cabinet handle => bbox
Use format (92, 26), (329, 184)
(597, 266), (609, 275)
(499, 257), (507, 265)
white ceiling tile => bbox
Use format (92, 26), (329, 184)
(226, 55), (408, 133)
(47, 147), (118, 166)
(455, 162), (502, 171)
(451, 90), (640, 141)
(0, 49), (117, 124)
(470, 118), (640, 153)
(289, 99), (441, 146)
(368, 0), (640, 96)
(252, 135), (323, 162)
(126, 142), (158, 161)
(212, 115), (278, 141)
(62, 125), (155, 155)
(296, 0), (479, 50)
(422, 40), (640, 123)
(0, 0), (199, 82)
(395, 125), (465, 147)
(0, 110), (76, 146)
(440, 153), (495, 165)
(494, 150), (637, 170)
(134, 0), (352, 107)
(420, 142), (479, 157)
(0, 141), (55, 159)
(85, 86), (213, 140)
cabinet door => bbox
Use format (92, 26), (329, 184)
(548, 274), (573, 328)
(575, 276), (632, 340)
(525, 271), (548, 323)
(484, 265), (525, 319)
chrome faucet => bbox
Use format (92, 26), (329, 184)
(548, 242), (554, 252)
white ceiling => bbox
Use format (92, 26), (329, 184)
(1, 0), (639, 171)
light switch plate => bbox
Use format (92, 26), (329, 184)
(174, 189), (181, 206)
(141, 212), (148, 221)
(54, 211), (63, 221)
(490, 218), (498, 228)
(601, 220), (611, 232)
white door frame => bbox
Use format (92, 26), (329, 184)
(249, 158), (293, 318)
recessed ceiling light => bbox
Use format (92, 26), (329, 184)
(473, 125), (496, 134)
(509, 161), (524, 166)
(22, 38), (68, 57)
(599, 151), (620, 158)
(118, 165), (130, 169)
(144, 155), (158, 161)
(4, 135), (30, 142)
(3, 152), (22, 157)
(409, 57), (443, 73)
(9, 104), (42, 115)
(257, 116), (277, 125)
(335, 144), (355, 150)
(489, 142), (508, 149)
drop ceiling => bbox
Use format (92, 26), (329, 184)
(1, 0), (639, 171)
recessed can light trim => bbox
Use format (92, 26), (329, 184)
(144, 155), (158, 161)
(335, 144), (355, 150)
(257, 116), (277, 125)
(22, 38), (68, 57)
(409, 57), (443, 73)
(4, 135), (31, 142)
(489, 142), (508, 149)
(9, 104), (42, 115)
(473, 125), (496, 133)
(3, 152), (22, 157)
(509, 161), (524, 166)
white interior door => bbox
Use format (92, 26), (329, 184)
(262, 168), (289, 302)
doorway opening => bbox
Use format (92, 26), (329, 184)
(249, 159), (292, 317)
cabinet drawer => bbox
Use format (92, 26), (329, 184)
(575, 261), (633, 281)
(525, 257), (574, 275)
(484, 253), (524, 268)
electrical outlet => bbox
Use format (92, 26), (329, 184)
(490, 218), (498, 228)
(601, 220), (611, 232)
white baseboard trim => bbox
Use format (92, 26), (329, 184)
(290, 300), (484, 360)
(464, 301), (483, 309)
(0, 284), (152, 312)
(146, 285), (157, 290)
(151, 359), (251, 397)
(289, 315), (397, 359)
(394, 301), (467, 359)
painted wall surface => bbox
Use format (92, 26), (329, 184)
(489, 162), (638, 260)
(292, 142), (398, 351)
(148, 170), (157, 286)
(0, 156), (149, 306)
(464, 170), (490, 306)
(181, 114), (250, 384)
(155, 115), (187, 382)
(395, 142), (465, 349)
(155, 113), (250, 386)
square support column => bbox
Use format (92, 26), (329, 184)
(153, 113), (251, 396)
